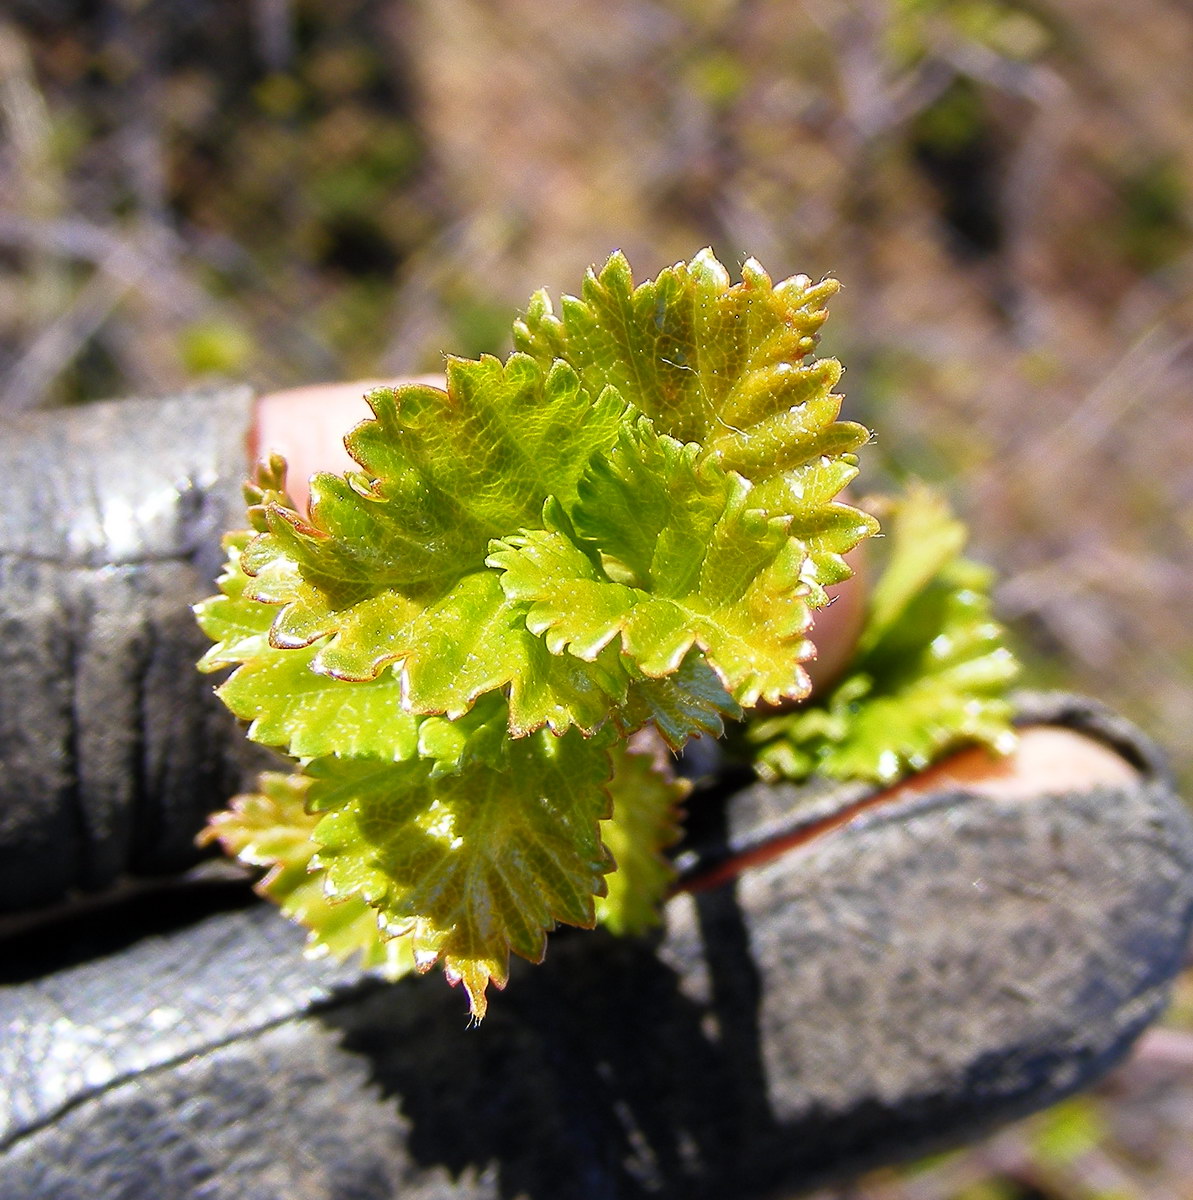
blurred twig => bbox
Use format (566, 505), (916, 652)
(253, 0), (295, 72)
(998, 321), (1190, 483)
(0, 213), (217, 405)
(0, 246), (143, 410)
(0, 19), (72, 404)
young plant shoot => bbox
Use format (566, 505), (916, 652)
(197, 250), (1017, 1019)
(746, 482), (1020, 786)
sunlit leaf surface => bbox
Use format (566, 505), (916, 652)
(490, 416), (816, 707)
(596, 737), (689, 936)
(238, 360), (632, 731)
(513, 248), (877, 595)
(197, 250), (879, 1016)
(308, 729), (615, 1019)
(749, 484), (1019, 785)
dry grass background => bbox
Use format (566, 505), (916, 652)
(1, 1), (1191, 1195)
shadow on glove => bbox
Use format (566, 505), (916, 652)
(1, 695), (1191, 1200)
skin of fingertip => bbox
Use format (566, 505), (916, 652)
(802, 550), (868, 694)
(885, 726), (1140, 801)
(252, 375), (447, 510)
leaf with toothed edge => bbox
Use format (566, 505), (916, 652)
(617, 653), (741, 750)
(489, 415), (817, 709)
(196, 249), (885, 1019)
(747, 484), (1020, 785)
(306, 727), (617, 1020)
(201, 772), (415, 979)
(237, 356), (632, 730)
(197, 532), (528, 765)
(196, 534), (420, 761)
(513, 248), (877, 597)
(596, 737), (690, 936)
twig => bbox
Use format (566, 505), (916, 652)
(0, 19), (72, 385)
(253, 0), (295, 71)
(0, 243), (145, 410)
(0, 212), (214, 319)
(0, 212), (133, 263)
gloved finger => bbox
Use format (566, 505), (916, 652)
(0, 387), (262, 911)
(2, 693), (1189, 1200)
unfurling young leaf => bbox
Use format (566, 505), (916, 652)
(747, 483), (1020, 785)
(305, 724), (617, 1020)
(200, 249), (1030, 1020)
(513, 248), (876, 597)
(238, 361), (633, 736)
(196, 532), (419, 761)
(596, 735), (690, 936)
(489, 415), (815, 707)
(201, 771), (415, 979)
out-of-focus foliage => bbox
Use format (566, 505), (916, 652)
(0, 0), (431, 404)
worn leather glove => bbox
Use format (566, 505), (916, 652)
(1, 391), (1191, 1199)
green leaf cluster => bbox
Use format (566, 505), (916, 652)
(747, 483), (1020, 786)
(197, 249), (879, 1017)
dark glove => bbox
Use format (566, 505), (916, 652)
(2, 709), (1191, 1199)
(0, 387), (261, 909)
(1, 393), (1191, 1199)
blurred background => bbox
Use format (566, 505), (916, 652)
(1, 1), (1191, 1195)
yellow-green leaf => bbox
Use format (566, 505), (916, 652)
(203, 772), (414, 978)
(596, 736), (690, 935)
(196, 534), (420, 760)
(307, 729), (616, 1019)
(749, 484), (1019, 785)
(238, 357), (630, 728)
(514, 247), (877, 592)
(491, 416), (816, 708)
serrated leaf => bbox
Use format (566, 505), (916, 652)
(212, 252), (874, 751)
(414, 691), (513, 778)
(202, 772), (414, 978)
(248, 359), (626, 600)
(238, 357), (631, 727)
(195, 250), (890, 1016)
(490, 416), (816, 708)
(618, 653), (742, 749)
(858, 485), (968, 653)
(306, 729), (616, 1019)
(359, 568), (630, 736)
(196, 534), (420, 760)
(748, 484), (1020, 785)
(195, 532), (269, 667)
(198, 535), (522, 765)
(513, 247), (877, 590)
(595, 736), (689, 935)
